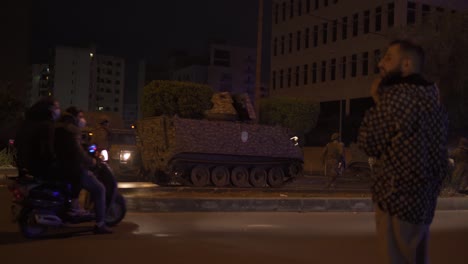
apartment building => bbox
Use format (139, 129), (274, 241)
(172, 44), (258, 102)
(270, 0), (467, 114)
(49, 46), (125, 116)
(28, 64), (51, 107)
(270, 0), (467, 144)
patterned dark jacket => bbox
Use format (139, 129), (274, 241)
(358, 74), (448, 225)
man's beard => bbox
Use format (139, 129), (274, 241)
(380, 69), (403, 87)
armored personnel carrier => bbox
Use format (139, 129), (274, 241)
(135, 93), (303, 187)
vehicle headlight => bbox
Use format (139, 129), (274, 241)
(100, 149), (109, 162)
(120, 151), (132, 162)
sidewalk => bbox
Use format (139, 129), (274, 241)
(2, 167), (467, 213)
(118, 185), (468, 213)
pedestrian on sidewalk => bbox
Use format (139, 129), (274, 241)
(358, 39), (449, 264)
(448, 137), (468, 193)
(321, 132), (345, 189)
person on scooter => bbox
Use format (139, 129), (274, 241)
(54, 107), (112, 234)
(15, 96), (61, 180)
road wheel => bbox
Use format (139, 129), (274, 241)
(191, 165), (210, 187)
(211, 166), (230, 187)
(268, 167), (285, 187)
(250, 167), (267, 188)
(231, 166), (249, 187)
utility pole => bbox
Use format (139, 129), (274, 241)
(255, 0), (264, 121)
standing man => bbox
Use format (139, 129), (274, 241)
(321, 132), (345, 189)
(358, 40), (448, 263)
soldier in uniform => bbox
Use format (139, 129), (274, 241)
(92, 117), (111, 150)
(449, 137), (468, 193)
(321, 133), (345, 188)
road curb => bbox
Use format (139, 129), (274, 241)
(123, 196), (468, 213)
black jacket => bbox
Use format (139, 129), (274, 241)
(54, 114), (94, 183)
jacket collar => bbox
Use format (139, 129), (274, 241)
(380, 73), (432, 88)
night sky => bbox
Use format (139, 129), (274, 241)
(31, 0), (266, 64)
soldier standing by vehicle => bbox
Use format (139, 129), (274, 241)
(92, 117), (111, 150)
(449, 137), (468, 193)
(321, 133), (345, 189)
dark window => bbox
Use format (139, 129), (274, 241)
(281, 36), (285, 54)
(374, 49), (381, 74)
(272, 71), (277, 90)
(313, 25), (318, 47)
(282, 2), (287, 21)
(332, 20), (337, 42)
(297, 31), (301, 50)
(274, 38), (278, 56)
(342, 17), (348, 39)
(298, 0), (302, 16)
(364, 10), (370, 34)
(116, 80), (120, 85)
(115, 98), (119, 103)
(114, 107), (119, 112)
(214, 49), (231, 67)
(306, 0), (311, 12)
(280, 69), (284, 88)
(407, 2), (416, 25)
(115, 89), (120, 94)
(287, 68), (292, 87)
(116, 71), (121, 76)
(351, 54), (357, 77)
(321, 61), (327, 82)
(305, 28), (310, 48)
(331, 58), (336, 81)
(362, 52), (368, 76)
(314, 0), (319, 10)
(388, 3), (395, 27)
(312, 62), (317, 83)
(290, 0), (294, 18)
(375, 7), (382, 31)
(322, 23), (328, 44)
(353, 13), (359, 36)
(289, 33), (293, 53)
(107, 69), (112, 74)
(341, 56), (347, 79)
(304, 64), (309, 85)
(275, 3), (279, 24)
(116, 62), (121, 67)
(422, 5), (431, 22)
(436, 7), (444, 13)
(333, 0), (337, 3)
(324, 0), (328, 7)
(295, 66), (300, 86)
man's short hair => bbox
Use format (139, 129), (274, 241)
(390, 39), (425, 71)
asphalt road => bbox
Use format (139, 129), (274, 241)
(1, 205), (468, 263)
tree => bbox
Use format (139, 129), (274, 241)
(389, 12), (468, 132)
(142, 80), (214, 119)
(0, 85), (24, 150)
(259, 97), (320, 141)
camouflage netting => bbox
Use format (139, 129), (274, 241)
(136, 116), (303, 172)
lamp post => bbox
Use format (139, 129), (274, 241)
(255, 0), (264, 121)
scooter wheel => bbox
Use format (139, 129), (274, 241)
(105, 194), (126, 227)
(18, 208), (48, 239)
